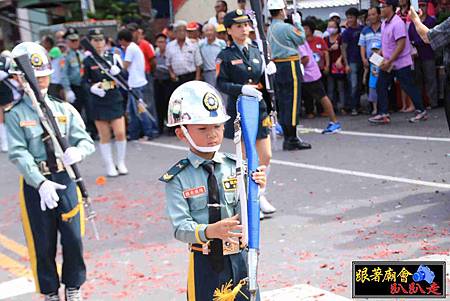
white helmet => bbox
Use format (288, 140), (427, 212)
(267, 0), (286, 10)
(1, 50), (11, 58)
(10, 42), (53, 77)
(167, 81), (229, 127)
(168, 81), (230, 153)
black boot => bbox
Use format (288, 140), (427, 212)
(283, 137), (312, 150)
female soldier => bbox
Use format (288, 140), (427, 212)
(216, 9), (276, 218)
(83, 29), (128, 177)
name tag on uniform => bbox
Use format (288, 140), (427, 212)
(183, 186), (206, 198)
(90, 65), (100, 70)
(231, 59), (243, 65)
(222, 177), (237, 192)
(223, 239), (240, 255)
(20, 120), (37, 127)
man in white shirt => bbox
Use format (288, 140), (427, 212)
(166, 20), (203, 89)
(118, 29), (158, 140)
(199, 23), (226, 87)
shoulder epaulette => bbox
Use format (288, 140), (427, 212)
(48, 95), (63, 103)
(159, 158), (190, 183)
(224, 153), (237, 161)
(4, 99), (20, 112)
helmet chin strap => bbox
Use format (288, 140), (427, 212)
(180, 125), (221, 153)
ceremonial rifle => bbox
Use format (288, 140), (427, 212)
(15, 54), (100, 240)
(249, 0), (279, 148)
(237, 95), (260, 301)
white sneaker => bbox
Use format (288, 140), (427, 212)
(44, 292), (60, 301)
(260, 195), (276, 214)
(260, 210), (265, 220)
(65, 287), (82, 301)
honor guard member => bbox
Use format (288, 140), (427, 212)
(5, 42), (95, 301)
(83, 28), (128, 177)
(61, 28), (95, 136)
(267, 0), (312, 150)
(216, 9), (277, 218)
(160, 81), (266, 301)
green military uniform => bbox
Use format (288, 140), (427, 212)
(268, 18), (310, 147)
(5, 94), (95, 294)
(61, 31), (95, 135)
(161, 151), (257, 301)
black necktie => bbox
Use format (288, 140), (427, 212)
(75, 51), (81, 67)
(202, 162), (224, 272)
(243, 46), (249, 60)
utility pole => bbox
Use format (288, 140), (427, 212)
(81, 0), (95, 21)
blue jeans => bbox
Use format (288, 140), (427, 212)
(377, 65), (424, 115)
(346, 62), (362, 110)
(127, 86), (158, 139)
(144, 73), (159, 133)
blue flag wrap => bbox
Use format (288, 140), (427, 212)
(237, 95), (260, 250)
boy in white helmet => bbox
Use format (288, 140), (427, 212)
(160, 81), (265, 300)
(5, 42), (94, 301)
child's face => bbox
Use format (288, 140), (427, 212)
(176, 123), (224, 150)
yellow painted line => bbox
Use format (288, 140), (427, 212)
(0, 234), (28, 258)
(0, 253), (32, 279)
(0, 234), (62, 280)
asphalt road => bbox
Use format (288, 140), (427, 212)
(0, 109), (449, 300)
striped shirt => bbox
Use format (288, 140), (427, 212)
(358, 24), (382, 59)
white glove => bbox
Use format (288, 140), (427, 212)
(0, 70), (8, 81)
(65, 89), (76, 103)
(266, 61), (277, 75)
(90, 83), (106, 97)
(84, 50), (92, 57)
(109, 65), (121, 76)
(38, 180), (67, 211)
(62, 147), (82, 166)
(292, 12), (302, 25)
(241, 85), (262, 100)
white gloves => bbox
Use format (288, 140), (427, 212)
(62, 147), (82, 166)
(109, 65), (121, 76)
(292, 12), (302, 25)
(241, 85), (262, 100)
(65, 89), (76, 103)
(38, 180), (67, 211)
(90, 83), (106, 97)
(266, 61), (277, 75)
(0, 70), (8, 81)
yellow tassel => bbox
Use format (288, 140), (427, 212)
(213, 279), (249, 301)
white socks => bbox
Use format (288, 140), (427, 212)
(0, 123), (7, 152)
(99, 143), (118, 177)
(115, 140), (128, 175)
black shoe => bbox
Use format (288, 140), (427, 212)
(65, 287), (82, 301)
(282, 138), (312, 151)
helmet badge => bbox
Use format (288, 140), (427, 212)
(30, 53), (43, 68)
(202, 92), (219, 117)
